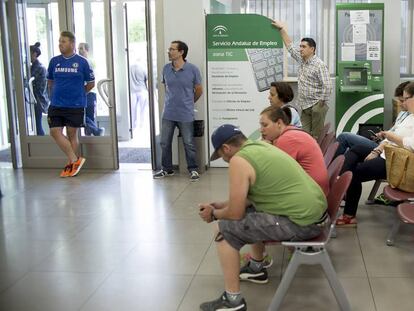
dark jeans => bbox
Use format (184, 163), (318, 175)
(335, 132), (378, 157)
(34, 104), (45, 136)
(160, 119), (198, 172)
(85, 92), (101, 135)
(341, 145), (386, 216)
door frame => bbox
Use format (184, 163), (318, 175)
(5, 0), (119, 169)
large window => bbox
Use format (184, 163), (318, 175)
(211, 0), (414, 77)
(240, 0), (371, 76)
(401, 0), (413, 75)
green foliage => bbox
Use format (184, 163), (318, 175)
(35, 11), (46, 40)
(128, 19), (146, 43)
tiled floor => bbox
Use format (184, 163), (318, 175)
(1, 166), (414, 311)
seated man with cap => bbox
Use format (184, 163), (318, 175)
(198, 124), (327, 311)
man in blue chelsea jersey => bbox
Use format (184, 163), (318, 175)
(47, 31), (95, 177)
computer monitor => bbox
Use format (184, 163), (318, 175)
(343, 67), (368, 86)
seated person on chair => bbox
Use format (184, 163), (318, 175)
(198, 124), (327, 311)
(336, 82), (414, 227)
(335, 81), (410, 156)
(268, 81), (302, 128)
(260, 105), (329, 196)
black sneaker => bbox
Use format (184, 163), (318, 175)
(200, 292), (247, 311)
(239, 262), (268, 284)
(153, 170), (174, 179)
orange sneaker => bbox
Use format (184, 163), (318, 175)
(68, 157), (86, 177)
(60, 163), (73, 178)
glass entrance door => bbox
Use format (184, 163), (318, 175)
(112, 0), (156, 167)
(6, 0), (119, 169)
(0, 24), (11, 166)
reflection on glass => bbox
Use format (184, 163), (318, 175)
(26, 1), (59, 136)
(29, 43), (49, 136)
(127, 1), (150, 146)
(0, 32), (10, 149)
(74, 0), (109, 136)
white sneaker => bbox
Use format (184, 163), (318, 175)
(153, 170), (174, 179)
(189, 171), (200, 181)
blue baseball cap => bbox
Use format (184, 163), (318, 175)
(210, 124), (242, 161)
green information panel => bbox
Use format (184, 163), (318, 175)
(335, 3), (384, 134)
(206, 14), (283, 167)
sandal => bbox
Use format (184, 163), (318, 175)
(336, 214), (357, 227)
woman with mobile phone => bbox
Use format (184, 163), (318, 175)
(336, 82), (414, 227)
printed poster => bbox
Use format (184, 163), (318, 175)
(206, 14), (284, 167)
(367, 41), (381, 60)
(341, 43), (355, 61)
(352, 24), (367, 44)
(350, 10), (370, 25)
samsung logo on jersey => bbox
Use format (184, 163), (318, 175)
(55, 68), (78, 73)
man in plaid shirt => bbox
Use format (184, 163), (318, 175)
(272, 20), (332, 140)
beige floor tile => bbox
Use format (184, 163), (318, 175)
(0, 166), (412, 311)
(370, 277), (414, 311)
(0, 271), (107, 311)
(80, 274), (192, 311)
(114, 242), (210, 275)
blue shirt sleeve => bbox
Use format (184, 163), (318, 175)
(193, 65), (201, 86)
(83, 59), (95, 83)
(47, 57), (55, 80)
(162, 65), (167, 84)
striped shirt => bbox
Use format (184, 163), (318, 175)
(287, 44), (332, 110)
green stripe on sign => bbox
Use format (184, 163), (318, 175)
(207, 49), (248, 61)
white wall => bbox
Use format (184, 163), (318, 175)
(378, 0), (401, 129)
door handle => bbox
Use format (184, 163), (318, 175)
(97, 78), (113, 108)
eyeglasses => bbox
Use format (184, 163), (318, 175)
(402, 95), (413, 102)
(167, 48), (178, 52)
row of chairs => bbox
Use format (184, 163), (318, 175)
(319, 124), (414, 249)
(266, 123), (352, 310)
(383, 186), (414, 246)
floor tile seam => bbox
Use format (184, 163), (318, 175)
(74, 270), (115, 311)
(4, 224), (86, 240)
(0, 270), (28, 295)
(176, 237), (215, 310)
(26, 242), (69, 272)
(21, 270), (112, 275)
(98, 240), (144, 275)
(71, 218), (104, 240)
(173, 179), (208, 204)
(368, 276), (414, 279)
(356, 229), (378, 311)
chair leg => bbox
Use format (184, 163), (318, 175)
(267, 250), (301, 311)
(386, 219), (401, 246)
(331, 227), (337, 238)
(320, 250), (351, 311)
(365, 180), (382, 204)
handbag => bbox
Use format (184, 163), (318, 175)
(384, 144), (414, 192)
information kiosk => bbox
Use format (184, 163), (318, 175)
(335, 3), (384, 134)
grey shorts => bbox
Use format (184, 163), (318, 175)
(218, 209), (322, 251)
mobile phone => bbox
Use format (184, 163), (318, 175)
(367, 129), (378, 136)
